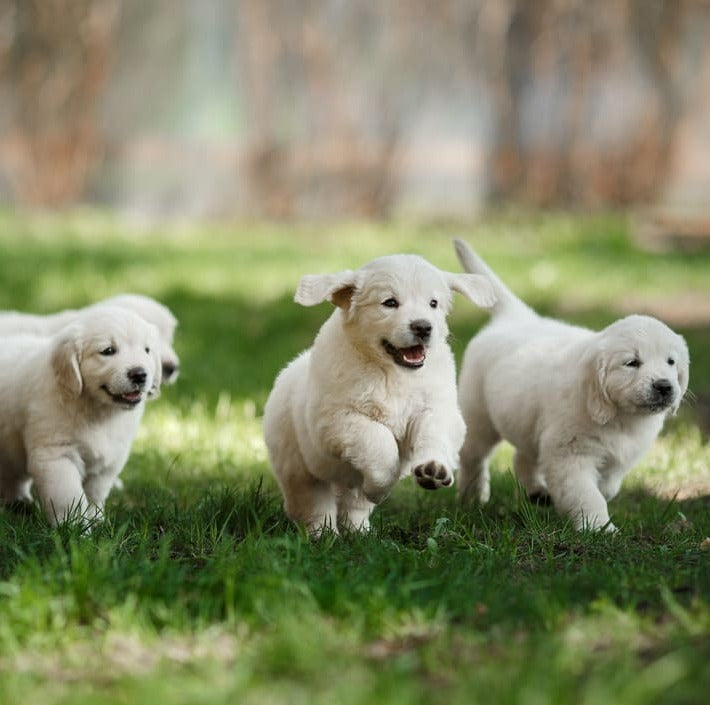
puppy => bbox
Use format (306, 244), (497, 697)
(0, 293), (179, 385)
(263, 254), (496, 535)
(0, 306), (161, 524)
(454, 239), (689, 531)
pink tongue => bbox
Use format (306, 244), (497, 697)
(122, 391), (142, 401)
(402, 346), (425, 363)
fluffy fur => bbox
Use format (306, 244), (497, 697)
(454, 239), (689, 531)
(0, 306), (161, 524)
(263, 254), (496, 535)
(0, 294), (179, 385)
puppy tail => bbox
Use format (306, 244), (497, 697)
(453, 238), (532, 318)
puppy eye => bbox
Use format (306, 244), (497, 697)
(667, 358), (675, 366)
(145, 347), (151, 354)
(430, 299), (438, 309)
(382, 298), (399, 308)
(624, 359), (641, 368)
(100, 346), (117, 356)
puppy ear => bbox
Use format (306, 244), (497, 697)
(148, 329), (163, 398)
(673, 335), (690, 414)
(295, 271), (358, 309)
(586, 351), (616, 425)
(52, 327), (83, 398)
(446, 273), (497, 309)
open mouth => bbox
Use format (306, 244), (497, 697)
(101, 385), (144, 407)
(382, 340), (426, 369)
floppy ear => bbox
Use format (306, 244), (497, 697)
(585, 351), (616, 425)
(52, 326), (83, 398)
(147, 328), (163, 398)
(150, 353), (163, 399)
(445, 273), (497, 309)
(673, 335), (690, 414)
(295, 270), (359, 309)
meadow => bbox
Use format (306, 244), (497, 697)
(0, 210), (708, 705)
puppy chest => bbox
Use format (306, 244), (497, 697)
(358, 397), (421, 441)
(76, 429), (130, 476)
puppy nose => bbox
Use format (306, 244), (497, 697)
(127, 367), (148, 386)
(410, 319), (432, 341)
(652, 379), (673, 396)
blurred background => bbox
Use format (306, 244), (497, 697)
(1, 0), (710, 227)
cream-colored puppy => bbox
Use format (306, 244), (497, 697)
(263, 254), (496, 535)
(0, 306), (161, 524)
(0, 294), (179, 385)
(454, 239), (689, 531)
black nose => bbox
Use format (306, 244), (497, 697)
(127, 367), (147, 386)
(410, 319), (432, 341)
(652, 379), (673, 397)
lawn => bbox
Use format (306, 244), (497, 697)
(0, 209), (708, 705)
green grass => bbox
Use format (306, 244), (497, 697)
(0, 209), (708, 705)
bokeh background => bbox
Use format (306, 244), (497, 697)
(1, 0), (710, 225)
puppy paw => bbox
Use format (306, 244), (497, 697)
(413, 461), (453, 490)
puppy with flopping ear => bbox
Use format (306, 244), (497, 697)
(454, 238), (689, 531)
(0, 293), (179, 385)
(0, 305), (161, 525)
(263, 254), (496, 535)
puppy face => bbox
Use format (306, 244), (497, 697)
(101, 295), (180, 385)
(296, 254), (495, 370)
(52, 306), (162, 409)
(588, 315), (689, 423)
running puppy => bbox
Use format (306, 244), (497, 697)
(263, 254), (496, 534)
(0, 306), (161, 524)
(454, 239), (689, 531)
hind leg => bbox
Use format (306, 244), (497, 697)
(337, 486), (375, 532)
(457, 415), (500, 504)
(513, 451), (549, 504)
(264, 372), (338, 535)
(280, 466), (338, 536)
(268, 424), (337, 534)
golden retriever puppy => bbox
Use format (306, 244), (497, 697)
(263, 254), (496, 535)
(454, 239), (689, 531)
(0, 306), (161, 524)
(0, 293), (179, 385)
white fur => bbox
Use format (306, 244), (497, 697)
(0, 306), (161, 525)
(263, 254), (496, 535)
(0, 294), (179, 385)
(454, 238), (690, 531)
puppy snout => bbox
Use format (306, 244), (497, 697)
(410, 319), (432, 342)
(652, 378), (673, 398)
(127, 366), (148, 387)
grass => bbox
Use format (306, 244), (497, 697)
(0, 209), (708, 705)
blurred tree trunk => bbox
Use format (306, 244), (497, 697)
(0, 0), (119, 207)
(478, 0), (690, 206)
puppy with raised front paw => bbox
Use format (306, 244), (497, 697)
(263, 254), (496, 535)
(0, 306), (161, 525)
(454, 238), (689, 532)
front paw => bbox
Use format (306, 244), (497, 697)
(413, 461), (453, 490)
